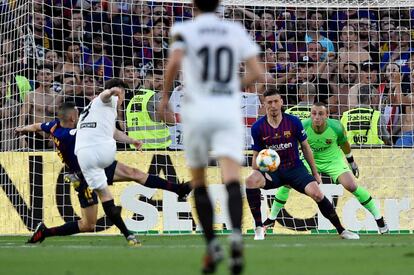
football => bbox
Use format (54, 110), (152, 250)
(256, 149), (280, 172)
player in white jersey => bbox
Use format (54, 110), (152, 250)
(75, 78), (140, 246)
(158, 1), (263, 274)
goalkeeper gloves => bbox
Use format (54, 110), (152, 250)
(346, 153), (359, 178)
(64, 173), (81, 190)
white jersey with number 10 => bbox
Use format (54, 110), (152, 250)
(170, 13), (259, 113)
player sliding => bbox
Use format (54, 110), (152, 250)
(264, 102), (388, 234)
(17, 88), (190, 246)
(158, 0), (262, 273)
(246, 89), (359, 240)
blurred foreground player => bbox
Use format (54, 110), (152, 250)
(158, 0), (263, 273)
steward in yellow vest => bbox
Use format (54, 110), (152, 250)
(285, 104), (312, 120)
(126, 89), (171, 149)
(341, 107), (384, 145)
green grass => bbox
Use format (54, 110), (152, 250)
(0, 235), (413, 275)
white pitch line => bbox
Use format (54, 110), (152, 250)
(0, 242), (412, 250)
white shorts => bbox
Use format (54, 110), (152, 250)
(181, 109), (244, 168)
(76, 143), (116, 190)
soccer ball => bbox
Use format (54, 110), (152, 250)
(256, 149), (280, 172)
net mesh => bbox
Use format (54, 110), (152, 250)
(0, 0), (413, 235)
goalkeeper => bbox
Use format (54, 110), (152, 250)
(264, 102), (388, 234)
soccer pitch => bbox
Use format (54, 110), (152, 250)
(0, 235), (413, 275)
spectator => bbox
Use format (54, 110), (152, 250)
(82, 67), (102, 100)
(332, 62), (359, 116)
(394, 65), (414, 146)
(53, 72), (90, 114)
(119, 59), (141, 92)
(18, 65), (56, 150)
(307, 41), (335, 81)
(297, 56), (332, 104)
(360, 62), (379, 87)
(62, 41), (82, 77)
(44, 50), (64, 93)
(341, 84), (389, 146)
(329, 8), (360, 41)
(273, 51), (297, 105)
(284, 82), (317, 120)
(151, 4), (169, 26)
(378, 63), (405, 144)
(305, 9), (335, 57)
(352, 16), (380, 67)
(31, 12), (53, 60)
(138, 19), (169, 76)
(131, 1), (152, 27)
(64, 9), (86, 44)
(44, 50), (63, 74)
(261, 48), (277, 74)
(379, 17), (396, 56)
(255, 9), (284, 52)
(346, 62), (380, 111)
(84, 33), (114, 81)
(0, 55), (31, 103)
(342, 62), (359, 86)
(0, 77), (20, 151)
(338, 25), (371, 72)
(381, 26), (413, 73)
(226, 6), (258, 28)
(144, 69), (164, 92)
(285, 18), (307, 62)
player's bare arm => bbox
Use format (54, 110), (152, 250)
(157, 48), (184, 123)
(300, 139), (321, 183)
(15, 123), (43, 134)
(113, 128), (143, 150)
(100, 87), (124, 103)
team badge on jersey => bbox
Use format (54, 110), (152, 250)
(284, 131), (291, 138)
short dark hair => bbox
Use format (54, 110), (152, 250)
(122, 58), (135, 68)
(58, 101), (77, 120)
(343, 62), (358, 71)
(37, 64), (54, 73)
(312, 102), (327, 108)
(263, 86), (281, 98)
(64, 41), (81, 52)
(104, 78), (129, 90)
(193, 0), (219, 13)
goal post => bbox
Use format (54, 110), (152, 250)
(0, 0), (413, 235)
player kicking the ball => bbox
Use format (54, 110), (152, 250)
(246, 89), (359, 241)
(158, 0), (262, 273)
(19, 82), (190, 246)
(264, 102), (388, 234)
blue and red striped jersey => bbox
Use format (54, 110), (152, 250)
(251, 113), (307, 170)
(41, 119), (80, 173)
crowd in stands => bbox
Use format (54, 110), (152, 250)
(1, 0), (414, 151)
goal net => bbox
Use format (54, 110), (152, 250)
(0, 0), (413, 235)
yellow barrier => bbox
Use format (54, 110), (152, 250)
(0, 150), (412, 234)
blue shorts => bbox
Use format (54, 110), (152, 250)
(261, 165), (315, 194)
(77, 161), (118, 208)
